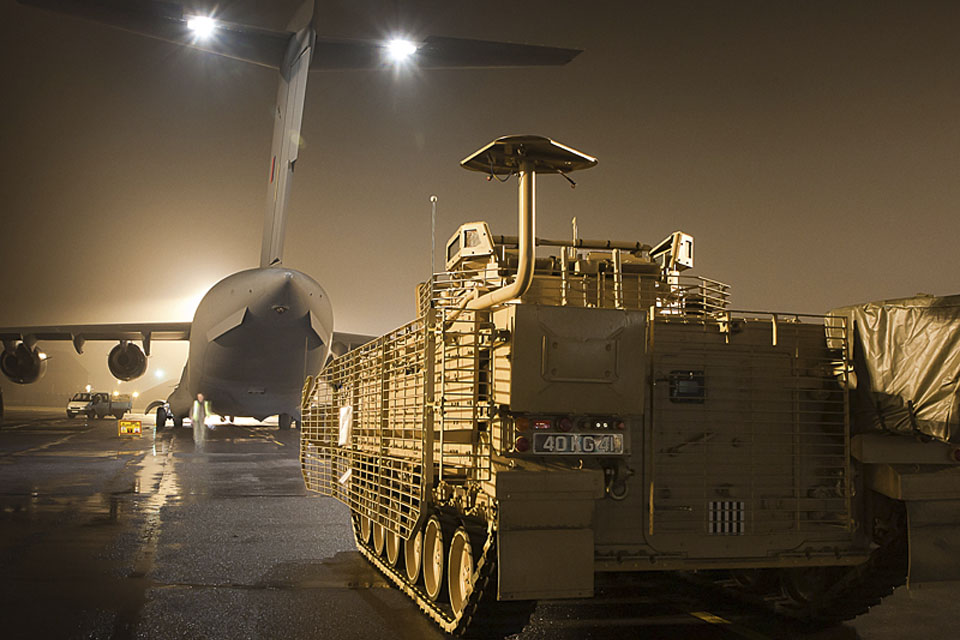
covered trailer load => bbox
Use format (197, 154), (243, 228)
(830, 294), (960, 443)
(300, 136), (960, 636)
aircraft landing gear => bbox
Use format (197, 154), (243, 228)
(156, 407), (167, 428)
(173, 415), (183, 428)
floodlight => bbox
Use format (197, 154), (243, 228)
(386, 38), (418, 63)
(155, 369), (164, 379)
(186, 16), (217, 39)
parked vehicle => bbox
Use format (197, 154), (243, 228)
(301, 136), (960, 636)
(66, 391), (132, 419)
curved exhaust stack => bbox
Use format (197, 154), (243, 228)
(461, 135), (597, 311)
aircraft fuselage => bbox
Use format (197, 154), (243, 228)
(165, 266), (332, 421)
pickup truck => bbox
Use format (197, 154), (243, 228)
(66, 391), (132, 419)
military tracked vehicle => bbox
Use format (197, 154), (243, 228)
(301, 135), (960, 636)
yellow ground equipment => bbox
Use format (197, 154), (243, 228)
(118, 419), (142, 437)
(301, 136), (960, 636)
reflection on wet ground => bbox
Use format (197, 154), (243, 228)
(1, 409), (958, 639)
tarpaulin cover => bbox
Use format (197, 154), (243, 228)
(830, 294), (960, 443)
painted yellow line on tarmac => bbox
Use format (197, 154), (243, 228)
(237, 425), (285, 447)
(689, 611), (772, 640)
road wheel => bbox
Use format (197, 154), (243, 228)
(66, 412), (74, 419)
(385, 528), (401, 567)
(173, 415), (183, 428)
(422, 516), (445, 601)
(357, 511), (371, 545)
(448, 528), (475, 616)
(404, 528), (422, 583)
(113, 411), (123, 419)
(156, 407), (167, 428)
(780, 566), (843, 606)
(278, 413), (293, 429)
(87, 411), (96, 419)
(372, 521), (385, 556)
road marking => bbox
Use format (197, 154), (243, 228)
(689, 611), (772, 640)
(237, 425), (285, 447)
(1, 433), (80, 457)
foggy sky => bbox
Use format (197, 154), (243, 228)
(2, 0), (959, 402)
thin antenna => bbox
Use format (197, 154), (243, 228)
(570, 216), (579, 261)
(430, 195), (438, 277)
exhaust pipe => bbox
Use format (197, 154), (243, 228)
(461, 135), (596, 311)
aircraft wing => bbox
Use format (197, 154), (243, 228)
(0, 322), (191, 355)
(19, 0), (581, 71)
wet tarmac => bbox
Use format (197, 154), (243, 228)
(1, 408), (957, 639)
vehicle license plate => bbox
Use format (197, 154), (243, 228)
(532, 433), (624, 455)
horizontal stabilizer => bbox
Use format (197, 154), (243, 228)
(20, 1), (581, 71)
(19, 0), (291, 68)
(310, 35), (580, 70)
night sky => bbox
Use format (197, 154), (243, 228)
(2, 0), (959, 402)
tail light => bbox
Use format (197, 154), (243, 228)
(557, 417), (573, 432)
(515, 417), (532, 432)
(515, 436), (530, 453)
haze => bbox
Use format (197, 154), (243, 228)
(2, 0), (958, 403)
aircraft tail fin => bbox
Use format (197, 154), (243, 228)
(260, 24), (314, 268)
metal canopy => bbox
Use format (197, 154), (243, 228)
(461, 135), (598, 175)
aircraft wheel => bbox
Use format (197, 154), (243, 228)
(448, 527), (475, 616)
(156, 407), (167, 428)
(173, 415), (183, 428)
(385, 528), (401, 567)
(279, 413), (293, 429)
(404, 528), (422, 583)
(422, 515), (445, 601)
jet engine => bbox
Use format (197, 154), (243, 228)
(108, 342), (147, 381)
(0, 343), (48, 384)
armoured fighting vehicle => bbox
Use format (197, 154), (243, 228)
(301, 135), (960, 636)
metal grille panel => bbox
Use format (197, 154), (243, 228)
(301, 319), (427, 539)
(649, 313), (851, 539)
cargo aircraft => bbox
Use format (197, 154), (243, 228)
(0, 0), (580, 428)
